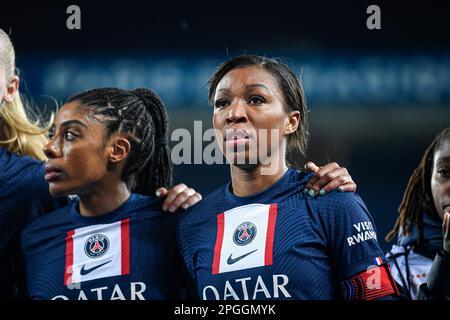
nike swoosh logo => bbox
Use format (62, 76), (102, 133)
(227, 249), (258, 265)
(80, 260), (112, 276)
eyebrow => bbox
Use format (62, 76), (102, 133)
(244, 83), (270, 91)
(217, 83), (271, 93)
(59, 119), (88, 129)
(436, 156), (450, 162)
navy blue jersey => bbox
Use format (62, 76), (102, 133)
(0, 147), (66, 298)
(178, 168), (398, 300)
(21, 193), (188, 300)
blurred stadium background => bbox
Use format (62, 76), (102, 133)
(1, 1), (449, 251)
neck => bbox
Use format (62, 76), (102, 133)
(78, 180), (131, 217)
(230, 156), (288, 197)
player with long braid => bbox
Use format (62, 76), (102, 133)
(19, 85), (364, 300)
(2, 27), (356, 298)
(20, 88), (199, 299)
(0, 29), (208, 299)
(386, 127), (450, 299)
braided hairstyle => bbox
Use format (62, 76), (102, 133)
(385, 127), (450, 246)
(66, 87), (172, 196)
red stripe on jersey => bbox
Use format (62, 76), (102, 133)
(212, 213), (225, 275)
(343, 264), (399, 300)
(64, 230), (75, 285)
(264, 203), (278, 266)
(121, 219), (130, 275)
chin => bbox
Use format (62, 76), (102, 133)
(232, 163), (260, 172)
(49, 185), (73, 198)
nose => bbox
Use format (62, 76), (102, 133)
(43, 137), (61, 159)
(226, 100), (248, 125)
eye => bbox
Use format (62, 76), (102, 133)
(214, 99), (229, 109)
(248, 95), (266, 105)
(63, 131), (77, 141)
(438, 169), (450, 178)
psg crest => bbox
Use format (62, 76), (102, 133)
(233, 222), (257, 246)
(84, 234), (110, 258)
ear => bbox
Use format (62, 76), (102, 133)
(108, 137), (131, 164)
(3, 75), (19, 103)
(285, 110), (300, 135)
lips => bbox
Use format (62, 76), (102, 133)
(224, 129), (250, 148)
(44, 164), (63, 182)
(225, 129), (249, 141)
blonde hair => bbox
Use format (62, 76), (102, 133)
(0, 28), (52, 161)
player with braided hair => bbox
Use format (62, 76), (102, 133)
(386, 127), (450, 299)
(18, 86), (364, 300)
(20, 87), (199, 299)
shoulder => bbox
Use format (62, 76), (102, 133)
(309, 190), (369, 218)
(179, 184), (227, 225)
(22, 204), (70, 233)
(0, 148), (46, 197)
(129, 193), (164, 213)
(305, 191), (377, 242)
(21, 204), (72, 249)
(0, 148), (44, 178)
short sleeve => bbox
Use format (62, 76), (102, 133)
(316, 192), (386, 280)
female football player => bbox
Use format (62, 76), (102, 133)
(178, 55), (399, 300)
(386, 127), (450, 299)
(0, 28), (65, 298)
(0, 28), (205, 299)
(20, 86), (360, 300)
(20, 88), (200, 299)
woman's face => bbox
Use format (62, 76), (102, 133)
(212, 66), (296, 169)
(431, 139), (450, 220)
(43, 101), (113, 197)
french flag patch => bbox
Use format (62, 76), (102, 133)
(373, 256), (383, 266)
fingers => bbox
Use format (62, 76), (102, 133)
(304, 175), (319, 191)
(161, 183), (187, 211)
(443, 212), (450, 236)
(303, 162), (357, 196)
(303, 161), (323, 191)
(307, 163), (344, 195)
(443, 212), (450, 253)
(314, 168), (353, 193)
(166, 188), (196, 212)
(162, 184), (203, 212)
(335, 182), (357, 193)
(155, 187), (168, 198)
(304, 161), (320, 173)
(179, 192), (203, 210)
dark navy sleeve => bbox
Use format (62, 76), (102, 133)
(313, 192), (398, 299)
(315, 192), (385, 278)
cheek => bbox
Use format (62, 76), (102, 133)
(255, 112), (287, 142)
(213, 112), (225, 130)
(431, 175), (445, 214)
(64, 144), (107, 177)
